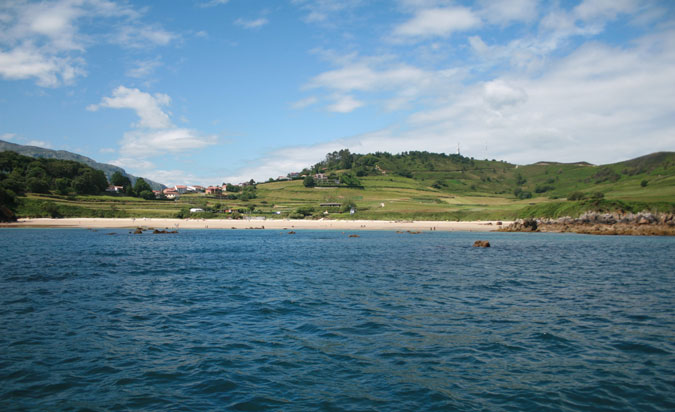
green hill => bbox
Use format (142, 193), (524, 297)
(0, 140), (164, 191)
(2, 148), (673, 221)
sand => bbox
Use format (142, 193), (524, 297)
(1, 218), (510, 232)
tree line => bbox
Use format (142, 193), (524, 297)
(0, 151), (156, 221)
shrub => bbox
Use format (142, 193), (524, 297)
(567, 191), (586, 201)
(641, 179), (648, 187)
(303, 176), (316, 188)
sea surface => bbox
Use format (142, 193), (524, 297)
(0, 228), (674, 411)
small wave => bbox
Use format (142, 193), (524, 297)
(613, 341), (670, 355)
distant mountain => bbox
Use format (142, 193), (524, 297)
(0, 140), (165, 190)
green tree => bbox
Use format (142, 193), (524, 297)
(54, 178), (71, 195)
(133, 178), (152, 195)
(139, 190), (155, 200)
(641, 179), (648, 187)
(111, 171), (132, 193)
(27, 177), (50, 193)
(303, 175), (316, 188)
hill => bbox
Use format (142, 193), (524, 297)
(0, 140), (164, 190)
(2, 149), (673, 222)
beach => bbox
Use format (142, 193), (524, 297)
(1, 218), (509, 232)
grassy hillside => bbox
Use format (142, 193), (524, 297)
(6, 150), (675, 221)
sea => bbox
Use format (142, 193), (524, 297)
(0, 228), (674, 411)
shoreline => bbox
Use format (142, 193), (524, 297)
(0, 218), (509, 232)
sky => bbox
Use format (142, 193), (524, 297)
(1, 0), (674, 186)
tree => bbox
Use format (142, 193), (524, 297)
(27, 177), (50, 194)
(641, 179), (648, 187)
(54, 178), (71, 195)
(134, 178), (152, 195)
(339, 172), (361, 187)
(111, 171), (132, 192)
(139, 190), (155, 200)
(303, 175), (316, 188)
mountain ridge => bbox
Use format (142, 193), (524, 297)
(0, 140), (165, 190)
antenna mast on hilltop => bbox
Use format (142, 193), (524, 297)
(457, 143), (461, 156)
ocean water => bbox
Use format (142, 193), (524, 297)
(0, 229), (674, 411)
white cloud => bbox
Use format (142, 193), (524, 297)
(394, 7), (481, 38)
(291, 96), (318, 109)
(87, 86), (172, 129)
(26, 140), (52, 148)
(482, 80), (527, 110)
(292, 0), (363, 23)
(574, 0), (638, 21)
(234, 18), (269, 29)
(0, 133), (16, 141)
(89, 86), (218, 174)
(119, 128), (217, 157)
(198, 0), (230, 8)
(0, 0), (174, 87)
(126, 58), (162, 78)
(305, 54), (464, 111)
(478, 0), (539, 25)
(326, 95), (363, 113)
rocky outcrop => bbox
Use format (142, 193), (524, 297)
(473, 240), (491, 247)
(500, 212), (675, 236)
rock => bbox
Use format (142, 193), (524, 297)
(288, 231), (296, 234)
(473, 240), (490, 248)
(496, 221), (502, 225)
(349, 234), (360, 238)
(133, 228), (143, 234)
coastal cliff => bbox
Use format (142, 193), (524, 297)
(500, 212), (675, 236)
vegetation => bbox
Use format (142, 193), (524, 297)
(2, 149), (674, 222)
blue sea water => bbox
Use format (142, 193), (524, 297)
(0, 229), (674, 411)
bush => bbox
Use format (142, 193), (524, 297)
(641, 179), (648, 187)
(303, 176), (316, 188)
(294, 206), (315, 217)
(567, 191), (586, 201)
(534, 184), (555, 193)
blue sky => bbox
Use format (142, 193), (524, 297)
(1, 0), (674, 186)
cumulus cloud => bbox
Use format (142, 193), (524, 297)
(88, 86), (172, 129)
(0, 0), (175, 87)
(305, 54), (464, 112)
(326, 95), (363, 113)
(394, 7), (481, 38)
(89, 86), (217, 163)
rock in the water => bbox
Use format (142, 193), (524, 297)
(288, 231), (296, 234)
(473, 240), (490, 248)
(349, 234), (359, 238)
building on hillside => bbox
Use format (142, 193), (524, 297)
(163, 188), (180, 200)
(153, 190), (161, 198)
(205, 186), (222, 195)
(106, 185), (123, 193)
(277, 176), (290, 181)
(192, 185), (205, 193)
(174, 185), (188, 194)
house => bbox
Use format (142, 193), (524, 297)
(192, 185), (205, 193)
(153, 190), (161, 198)
(277, 176), (290, 181)
(288, 172), (301, 179)
(189, 208), (204, 213)
(105, 185), (123, 193)
(163, 188), (179, 200)
(205, 186), (222, 195)
(174, 185), (188, 194)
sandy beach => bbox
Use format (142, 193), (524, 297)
(1, 218), (510, 232)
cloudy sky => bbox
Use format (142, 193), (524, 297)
(1, 0), (674, 185)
